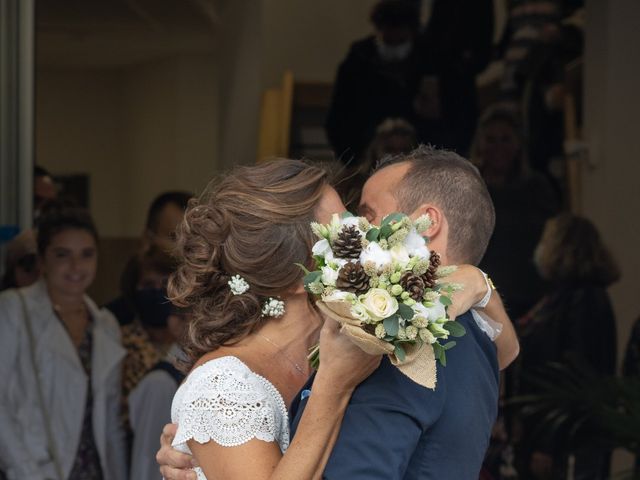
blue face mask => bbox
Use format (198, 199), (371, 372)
(133, 288), (173, 328)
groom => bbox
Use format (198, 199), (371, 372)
(158, 145), (519, 479)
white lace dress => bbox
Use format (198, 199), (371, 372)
(171, 356), (290, 480)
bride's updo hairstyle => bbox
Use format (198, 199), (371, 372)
(169, 159), (329, 366)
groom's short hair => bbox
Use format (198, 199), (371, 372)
(378, 145), (495, 265)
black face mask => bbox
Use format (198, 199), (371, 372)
(133, 288), (173, 328)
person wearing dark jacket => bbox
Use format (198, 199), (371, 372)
(414, 0), (494, 154)
(517, 213), (620, 479)
(325, 0), (421, 165)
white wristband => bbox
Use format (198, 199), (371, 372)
(472, 270), (493, 309)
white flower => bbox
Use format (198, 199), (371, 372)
(404, 229), (430, 259)
(350, 301), (372, 323)
(323, 290), (356, 303)
(228, 275), (249, 295)
(389, 244), (410, 265)
(406, 325), (418, 340)
(312, 239), (331, 257)
(419, 328), (437, 344)
(375, 323), (387, 339)
(359, 241), (392, 269)
(429, 322), (450, 339)
(412, 315), (429, 328)
(321, 266), (339, 286)
(361, 288), (399, 321)
(262, 298), (285, 317)
(413, 301), (446, 323)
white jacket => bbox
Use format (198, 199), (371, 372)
(0, 280), (127, 480)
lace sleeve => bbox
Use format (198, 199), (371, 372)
(172, 358), (286, 450)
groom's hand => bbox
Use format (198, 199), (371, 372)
(157, 423), (198, 480)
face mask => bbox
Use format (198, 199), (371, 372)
(134, 288), (173, 328)
(376, 38), (412, 62)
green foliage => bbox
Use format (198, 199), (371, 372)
(394, 344), (406, 363)
(439, 295), (452, 307)
(366, 227), (380, 242)
(397, 303), (414, 321)
(383, 315), (400, 337)
(443, 321), (466, 337)
(303, 271), (322, 292)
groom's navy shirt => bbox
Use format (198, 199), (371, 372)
(289, 310), (499, 479)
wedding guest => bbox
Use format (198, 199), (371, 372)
(414, 0), (494, 154)
(127, 250), (186, 480)
(518, 213), (619, 479)
(1, 229), (40, 291)
(105, 190), (192, 326)
(120, 248), (179, 402)
(33, 166), (58, 223)
(325, 0), (421, 164)
(473, 106), (559, 320)
(0, 207), (127, 480)
(337, 117), (417, 211)
(141, 191), (193, 254)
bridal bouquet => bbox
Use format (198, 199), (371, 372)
(303, 212), (466, 389)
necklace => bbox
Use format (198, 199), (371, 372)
(258, 334), (307, 376)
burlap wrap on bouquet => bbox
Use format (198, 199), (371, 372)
(317, 300), (437, 389)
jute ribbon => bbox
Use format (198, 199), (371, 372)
(317, 300), (437, 389)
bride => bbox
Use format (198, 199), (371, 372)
(163, 158), (511, 480)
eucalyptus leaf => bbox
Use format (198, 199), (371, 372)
(381, 212), (404, 227)
(383, 316), (400, 337)
(398, 303), (414, 320)
(394, 344), (406, 363)
(341, 211), (355, 218)
(303, 270), (322, 289)
(439, 295), (452, 307)
(366, 227), (380, 242)
(443, 341), (457, 350)
(380, 224), (393, 239)
(443, 321), (466, 337)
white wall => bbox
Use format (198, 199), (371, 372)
(36, 54), (218, 237)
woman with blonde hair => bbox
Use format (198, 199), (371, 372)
(518, 212), (620, 479)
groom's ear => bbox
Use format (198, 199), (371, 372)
(412, 203), (445, 239)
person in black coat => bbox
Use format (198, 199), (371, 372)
(414, 0), (494, 155)
(325, 0), (421, 166)
(517, 213), (620, 479)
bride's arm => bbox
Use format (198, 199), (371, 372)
(442, 265), (520, 370)
(184, 320), (380, 480)
(190, 371), (354, 480)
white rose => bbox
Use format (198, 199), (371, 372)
(350, 301), (372, 323)
(321, 266), (339, 286)
(312, 239), (331, 257)
(361, 288), (399, 320)
(359, 241), (392, 269)
(413, 301), (447, 323)
(404, 229), (431, 259)
(389, 244), (410, 265)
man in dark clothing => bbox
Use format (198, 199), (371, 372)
(325, 0), (421, 165)
(414, 0), (494, 155)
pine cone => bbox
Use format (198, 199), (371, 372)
(336, 262), (370, 294)
(421, 251), (441, 289)
(332, 225), (362, 259)
(400, 272), (426, 301)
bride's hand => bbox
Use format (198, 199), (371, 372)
(314, 316), (382, 395)
(442, 264), (488, 321)
(157, 423), (198, 480)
